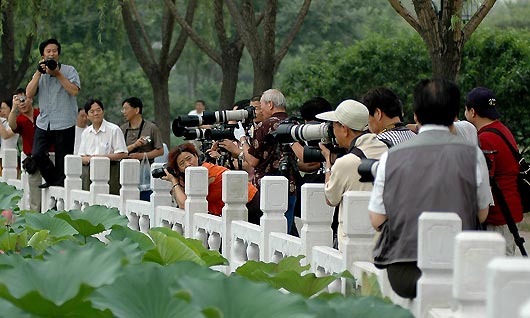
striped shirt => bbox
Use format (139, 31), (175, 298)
(377, 127), (416, 147)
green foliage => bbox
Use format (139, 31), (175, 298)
(460, 28), (530, 156)
(0, 182), (411, 317)
(0, 183), (23, 211)
(279, 32), (430, 122)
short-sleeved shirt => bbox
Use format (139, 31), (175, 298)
(369, 125), (493, 215)
(78, 119), (127, 156)
(13, 109), (40, 155)
(248, 112), (296, 192)
(120, 119), (163, 155)
(202, 162), (258, 216)
(0, 118), (19, 151)
(35, 64), (80, 130)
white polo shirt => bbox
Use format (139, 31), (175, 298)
(77, 119), (127, 156)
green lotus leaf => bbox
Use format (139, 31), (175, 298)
(0, 182), (23, 211)
(27, 230), (50, 253)
(90, 262), (204, 318)
(176, 272), (312, 318)
(306, 295), (413, 318)
(0, 229), (26, 253)
(55, 205), (128, 236)
(143, 229), (205, 266)
(24, 212), (78, 237)
(148, 227), (228, 266)
(107, 225), (155, 251)
(0, 241), (124, 308)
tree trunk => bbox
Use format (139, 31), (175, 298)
(388, 0), (496, 81)
(219, 56), (240, 110)
(150, 74), (171, 147)
(0, 0), (34, 102)
(252, 58), (275, 96)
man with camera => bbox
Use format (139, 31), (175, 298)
(26, 38), (80, 188)
(368, 79), (492, 299)
(361, 87), (416, 146)
(8, 88), (42, 211)
(120, 97), (164, 200)
(232, 89), (298, 234)
(464, 87), (524, 255)
(316, 100), (388, 250)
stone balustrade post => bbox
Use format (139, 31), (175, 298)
(2, 149), (18, 181)
(451, 232), (505, 317)
(89, 157), (110, 204)
(259, 176), (288, 262)
(341, 191), (374, 267)
(521, 300), (530, 318)
(64, 155), (82, 211)
(119, 159), (140, 214)
(300, 183), (333, 266)
(416, 212), (462, 318)
(221, 170), (248, 260)
(184, 167), (208, 237)
(487, 258), (530, 318)
(150, 163), (173, 227)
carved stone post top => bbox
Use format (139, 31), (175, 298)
(222, 170), (248, 202)
(455, 231), (505, 244)
(185, 166), (208, 195)
(419, 211), (462, 222)
(65, 155), (82, 176)
(120, 159), (140, 185)
(90, 156), (110, 180)
(260, 176), (288, 212)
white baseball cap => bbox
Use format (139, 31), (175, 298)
(316, 99), (369, 131)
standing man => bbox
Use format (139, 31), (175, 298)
(26, 38), (80, 188)
(73, 108), (88, 155)
(120, 97), (164, 200)
(188, 100), (206, 116)
(234, 89), (298, 234)
(8, 89), (42, 211)
(368, 79), (491, 298)
(361, 87), (416, 146)
(465, 87), (523, 255)
(317, 100), (388, 249)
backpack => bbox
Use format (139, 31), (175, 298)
(482, 128), (530, 214)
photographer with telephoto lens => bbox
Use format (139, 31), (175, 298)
(316, 100), (388, 250)
(158, 142), (262, 225)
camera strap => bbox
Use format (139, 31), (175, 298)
(125, 120), (145, 153)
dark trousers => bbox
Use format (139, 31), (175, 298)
(386, 262), (422, 299)
(32, 125), (75, 185)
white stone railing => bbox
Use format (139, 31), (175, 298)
(2, 151), (529, 317)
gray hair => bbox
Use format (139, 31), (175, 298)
(261, 89), (286, 109)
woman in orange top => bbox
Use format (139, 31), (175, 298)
(163, 142), (261, 224)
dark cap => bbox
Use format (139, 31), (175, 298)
(466, 87), (500, 119)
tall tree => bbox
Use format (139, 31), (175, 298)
(118, 0), (198, 145)
(224, 0), (312, 95)
(388, 0), (496, 80)
(0, 0), (36, 102)
(164, 0), (248, 109)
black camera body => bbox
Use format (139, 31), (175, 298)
(151, 165), (177, 179)
(357, 159), (380, 183)
(38, 58), (58, 74)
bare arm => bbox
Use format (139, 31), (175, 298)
(478, 207), (489, 224)
(7, 108), (17, 131)
(239, 136), (259, 167)
(49, 68), (80, 96)
(0, 120), (14, 139)
(26, 71), (41, 99)
(369, 212), (388, 232)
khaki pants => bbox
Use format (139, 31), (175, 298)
(486, 223), (518, 256)
(27, 170), (42, 212)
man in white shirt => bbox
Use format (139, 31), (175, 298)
(78, 99), (127, 194)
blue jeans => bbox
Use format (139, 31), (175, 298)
(286, 194), (297, 234)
